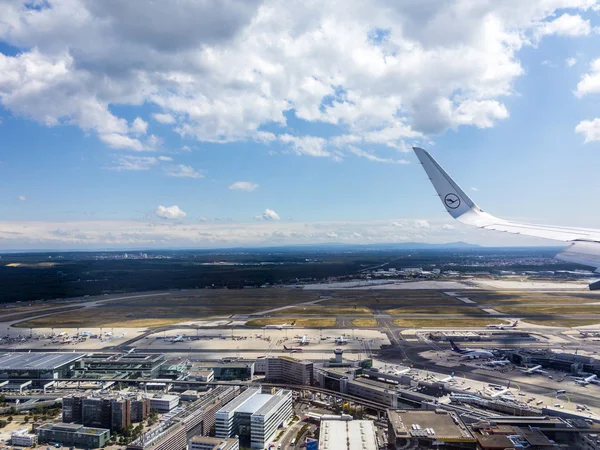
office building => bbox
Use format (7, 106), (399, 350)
(62, 395), (83, 424)
(111, 398), (131, 432)
(64, 395), (132, 432)
(82, 397), (112, 430)
(36, 423), (110, 449)
(213, 361), (254, 381)
(130, 396), (152, 423)
(11, 430), (37, 447)
(216, 387), (292, 449)
(149, 394), (180, 412)
(189, 436), (239, 450)
(319, 417), (377, 450)
(387, 410), (476, 450)
(264, 357), (313, 385)
(78, 353), (166, 378)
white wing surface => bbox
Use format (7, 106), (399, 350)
(413, 147), (600, 286)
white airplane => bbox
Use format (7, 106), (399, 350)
(335, 336), (352, 345)
(263, 322), (296, 330)
(58, 332), (68, 337)
(573, 374), (598, 386)
(487, 320), (519, 330)
(449, 340), (493, 359)
(414, 147), (600, 290)
(172, 335), (185, 343)
(519, 365), (548, 375)
(485, 359), (511, 367)
(283, 345), (303, 353)
(436, 372), (456, 383)
(125, 348), (135, 355)
(295, 335), (311, 345)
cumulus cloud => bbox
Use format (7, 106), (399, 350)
(566, 57), (577, 67)
(414, 219), (430, 229)
(110, 155), (160, 171)
(155, 205), (187, 220)
(17, 195), (27, 201)
(0, 0), (593, 163)
(470, 187), (479, 192)
(166, 164), (204, 178)
(575, 118), (600, 143)
(442, 224), (455, 230)
(391, 221), (405, 228)
(229, 181), (259, 191)
(131, 117), (148, 135)
(576, 58), (600, 97)
(153, 113), (176, 124)
(256, 208), (280, 220)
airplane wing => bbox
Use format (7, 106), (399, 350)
(413, 147), (600, 287)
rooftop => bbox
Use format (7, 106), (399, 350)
(217, 387), (260, 414)
(388, 410), (474, 442)
(237, 393), (272, 414)
(190, 436), (238, 450)
(319, 420), (377, 450)
(0, 352), (85, 371)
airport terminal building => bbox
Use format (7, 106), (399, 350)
(215, 387), (292, 449)
(0, 352), (85, 379)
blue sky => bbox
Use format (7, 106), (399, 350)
(1, 1), (600, 249)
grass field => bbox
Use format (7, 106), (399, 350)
(351, 318), (378, 327)
(386, 306), (484, 315)
(321, 290), (463, 309)
(524, 319), (600, 327)
(393, 318), (505, 328)
(13, 289), (318, 329)
(245, 317), (337, 328)
(494, 305), (600, 314)
(465, 292), (600, 305)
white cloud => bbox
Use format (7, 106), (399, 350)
(414, 219), (430, 229)
(576, 59), (600, 97)
(442, 224), (455, 230)
(110, 155), (160, 171)
(536, 13), (591, 38)
(347, 146), (409, 164)
(17, 195), (27, 201)
(166, 164), (204, 178)
(391, 221), (405, 228)
(155, 205), (187, 220)
(470, 186), (479, 192)
(153, 113), (176, 124)
(1, 0), (594, 163)
(566, 57), (577, 67)
(256, 208), (280, 220)
(158, 156), (173, 161)
(229, 181), (259, 191)
(575, 118), (600, 143)
(131, 117), (148, 135)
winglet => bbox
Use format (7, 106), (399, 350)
(413, 147), (497, 228)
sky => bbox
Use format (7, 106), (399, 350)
(1, 0), (600, 250)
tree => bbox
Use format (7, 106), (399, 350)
(24, 416), (29, 423)
(7, 416), (13, 422)
(0, 420), (7, 428)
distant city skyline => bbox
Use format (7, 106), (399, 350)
(1, 1), (600, 249)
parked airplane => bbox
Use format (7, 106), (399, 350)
(295, 335), (311, 345)
(487, 320), (519, 330)
(436, 372), (456, 383)
(485, 359), (511, 367)
(573, 374), (598, 386)
(125, 348), (135, 355)
(579, 331), (600, 338)
(172, 335), (185, 343)
(283, 345), (303, 353)
(519, 365), (548, 375)
(413, 147), (600, 290)
(335, 336), (352, 345)
(264, 322), (296, 330)
(449, 340), (493, 359)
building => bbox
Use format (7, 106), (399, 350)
(0, 352), (85, 379)
(36, 423), (110, 449)
(264, 357), (313, 385)
(64, 395), (132, 432)
(346, 378), (400, 408)
(216, 387), (293, 449)
(319, 417), (377, 450)
(78, 353), (166, 378)
(387, 410), (476, 450)
(188, 368), (215, 383)
(473, 424), (559, 449)
(212, 361), (254, 381)
(149, 394), (180, 412)
(130, 396), (152, 423)
(188, 436), (239, 450)
(11, 429), (37, 447)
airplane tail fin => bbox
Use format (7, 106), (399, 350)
(283, 345), (288, 350)
(512, 320), (519, 327)
(449, 340), (462, 353)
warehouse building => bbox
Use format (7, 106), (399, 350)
(0, 352), (85, 379)
(216, 387), (292, 449)
(188, 436), (239, 450)
(37, 423), (110, 448)
(264, 357), (313, 385)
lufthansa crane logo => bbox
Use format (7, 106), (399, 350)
(444, 193), (460, 209)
